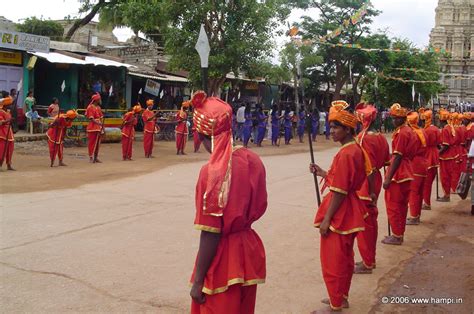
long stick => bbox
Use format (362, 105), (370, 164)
(383, 166), (391, 236)
(307, 111), (321, 206)
(93, 106), (107, 163)
(124, 117), (134, 160)
(436, 167), (440, 199)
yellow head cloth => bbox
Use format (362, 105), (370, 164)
(328, 100), (357, 129)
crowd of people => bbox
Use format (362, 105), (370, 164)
(1, 90), (473, 313)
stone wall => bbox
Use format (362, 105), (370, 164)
(104, 44), (164, 68)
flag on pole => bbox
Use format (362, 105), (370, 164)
(374, 76), (378, 89)
(412, 84), (415, 102)
(418, 92), (421, 105)
(138, 88), (143, 95)
(109, 85), (113, 96)
(61, 80), (66, 93)
(17, 79), (23, 92)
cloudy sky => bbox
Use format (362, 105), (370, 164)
(3, 0), (439, 48)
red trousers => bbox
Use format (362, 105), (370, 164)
(193, 130), (202, 152)
(0, 139), (14, 165)
(176, 133), (187, 152)
(320, 231), (356, 310)
(422, 167), (437, 206)
(48, 140), (64, 162)
(143, 132), (154, 157)
(440, 159), (455, 197)
(409, 175), (426, 219)
(191, 284), (257, 314)
(385, 181), (411, 237)
(356, 206), (378, 269)
(87, 132), (101, 158)
(121, 136), (133, 159)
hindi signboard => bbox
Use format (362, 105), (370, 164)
(0, 30), (50, 53)
(144, 79), (161, 96)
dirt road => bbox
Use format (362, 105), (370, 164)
(0, 138), (472, 313)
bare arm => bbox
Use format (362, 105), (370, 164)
(367, 171), (377, 205)
(439, 144), (448, 155)
(320, 192), (346, 236)
(190, 231), (221, 304)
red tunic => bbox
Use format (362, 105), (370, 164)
(356, 132), (390, 201)
(191, 148), (267, 294)
(175, 111), (188, 134)
(0, 110), (14, 141)
(314, 142), (367, 234)
(46, 116), (71, 143)
(411, 128), (427, 176)
(389, 125), (416, 183)
(142, 109), (157, 133)
(424, 125), (440, 169)
(85, 104), (103, 132)
(121, 112), (137, 138)
(440, 125), (458, 160)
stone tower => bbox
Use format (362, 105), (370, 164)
(429, 0), (474, 103)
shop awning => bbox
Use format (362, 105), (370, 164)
(128, 71), (188, 83)
(30, 52), (135, 68)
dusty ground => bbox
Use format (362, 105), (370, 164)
(0, 135), (472, 313)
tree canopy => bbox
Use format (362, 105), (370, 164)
(17, 17), (64, 39)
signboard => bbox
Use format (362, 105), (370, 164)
(144, 79), (161, 96)
(0, 50), (22, 65)
(0, 30), (50, 53)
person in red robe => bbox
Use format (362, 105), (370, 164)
(142, 99), (159, 158)
(47, 110), (77, 167)
(85, 93), (104, 163)
(382, 103), (417, 245)
(310, 100), (372, 311)
(0, 92), (14, 170)
(454, 113), (468, 186)
(438, 109), (458, 202)
(175, 102), (189, 155)
(419, 109), (441, 210)
(189, 91), (267, 314)
(353, 103), (390, 274)
(406, 112), (427, 225)
(120, 105), (141, 161)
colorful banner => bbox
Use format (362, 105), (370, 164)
(320, 2), (370, 42)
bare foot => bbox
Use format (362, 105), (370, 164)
(381, 235), (403, 245)
(7, 165), (15, 171)
(94, 159), (102, 163)
(354, 262), (373, 274)
(406, 217), (420, 225)
(422, 204), (431, 210)
(436, 196), (450, 202)
(59, 162), (67, 166)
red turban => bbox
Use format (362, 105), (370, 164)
(355, 103), (377, 132)
(191, 91), (233, 216)
(90, 93), (101, 105)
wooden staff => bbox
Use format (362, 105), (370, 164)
(306, 109), (321, 206)
(436, 167), (440, 200)
(51, 110), (62, 167)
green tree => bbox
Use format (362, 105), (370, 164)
(298, 0), (380, 100)
(17, 17), (64, 39)
(362, 38), (444, 109)
(162, 0), (293, 95)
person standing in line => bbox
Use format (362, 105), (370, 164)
(270, 105), (281, 146)
(47, 98), (60, 117)
(353, 103), (390, 274)
(142, 99), (159, 158)
(0, 92), (15, 170)
(175, 101), (190, 155)
(438, 109), (458, 202)
(283, 106), (292, 145)
(256, 105), (267, 147)
(189, 91), (267, 314)
(310, 100), (372, 311)
(121, 105), (142, 161)
(382, 104), (417, 245)
(297, 108), (306, 143)
(324, 110), (330, 140)
(311, 109), (319, 142)
(85, 93), (103, 163)
(242, 103), (253, 148)
(236, 102), (245, 141)
(47, 110), (77, 167)
(406, 111), (427, 226)
(419, 109), (441, 211)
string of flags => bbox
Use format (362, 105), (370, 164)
(377, 72), (441, 84)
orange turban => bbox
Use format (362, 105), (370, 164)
(146, 99), (154, 107)
(389, 103), (408, 118)
(65, 110), (77, 120)
(407, 111), (426, 147)
(133, 105), (142, 113)
(463, 112), (472, 120)
(0, 96), (13, 108)
(328, 100), (357, 129)
(191, 91), (233, 216)
(438, 109), (450, 121)
(355, 102), (377, 131)
(419, 108), (433, 128)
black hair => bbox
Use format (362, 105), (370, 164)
(52, 97), (59, 103)
(1, 91), (8, 98)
